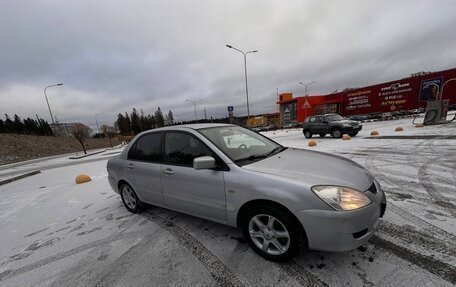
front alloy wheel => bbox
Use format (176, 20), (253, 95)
(242, 205), (300, 262)
(249, 214), (290, 256)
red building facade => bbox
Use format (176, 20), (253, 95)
(278, 68), (456, 125)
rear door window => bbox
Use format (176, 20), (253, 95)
(128, 133), (163, 162)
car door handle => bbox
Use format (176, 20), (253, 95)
(163, 168), (174, 175)
(127, 163), (135, 170)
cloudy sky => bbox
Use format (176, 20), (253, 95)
(1, 0), (456, 129)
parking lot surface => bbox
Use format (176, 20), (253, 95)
(0, 117), (455, 286)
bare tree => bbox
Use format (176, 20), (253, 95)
(101, 125), (116, 148)
(71, 123), (92, 154)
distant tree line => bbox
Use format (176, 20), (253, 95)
(115, 107), (174, 135)
(114, 107), (252, 136)
(0, 114), (53, 136)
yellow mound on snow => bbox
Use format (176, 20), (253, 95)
(75, 174), (91, 184)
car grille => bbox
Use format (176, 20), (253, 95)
(367, 182), (377, 194)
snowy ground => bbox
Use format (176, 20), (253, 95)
(0, 116), (455, 287)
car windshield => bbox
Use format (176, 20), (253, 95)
(198, 125), (285, 165)
(325, 114), (345, 122)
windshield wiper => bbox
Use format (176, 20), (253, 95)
(264, 146), (287, 157)
(234, 146), (287, 163)
(235, 154), (268, 163)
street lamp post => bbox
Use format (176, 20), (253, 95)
(186, 99), (201, 121)
(299, 81), (317, 120)
(44, 83), (63, 124)
(299, 80), (317, 97)
(95, 112), (104, 134)
(226, 44), (258, 119)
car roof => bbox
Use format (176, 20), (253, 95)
(138, 123), (235, 135)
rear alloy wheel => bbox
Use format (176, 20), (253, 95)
(242, 205), (300, 262)
(120, 183), (144, 213)
(331, 129), (342, 138)
(303, 130), (312, 139)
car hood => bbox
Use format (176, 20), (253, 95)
(242, 148), (373, 191)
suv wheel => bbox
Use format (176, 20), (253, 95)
(303, 130), (312, 138)
(331, 129), (342, 138)
(241, 205), (300, 262)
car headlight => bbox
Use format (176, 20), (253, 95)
(311, 185), (372, 211)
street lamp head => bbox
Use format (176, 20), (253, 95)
(252, 50), (258, 53)
(57, 83), (63, 86)
(226, 44), (233, 48)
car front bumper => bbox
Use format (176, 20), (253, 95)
(296, 192), (384, 252)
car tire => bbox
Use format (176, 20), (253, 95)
(319, 133), (326, 137)
(120, 183), (144, 213)
(331, 128), (342, 138)
(303, 130), (312, 139)
(241, 205), (300, 262)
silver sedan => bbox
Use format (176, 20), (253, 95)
(107, 123), (386, 261)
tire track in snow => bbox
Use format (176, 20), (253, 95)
(0, 231), (142, 283)
(366, 143), (456, 252)
(370, 235), (456, 285)
(377, 221), (456, 258)
(142, 211), (246, 287)
(417, 154), (456, 217)
(407, 138), (456, 216)
(279, 261), (329, 287)
(364, 141), (456, 241)
(365, 142), (422, 194)
(387, 201), (456, 242)
(143, 210), (330, 287)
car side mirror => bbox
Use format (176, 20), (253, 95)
(193, 156), (216, 170)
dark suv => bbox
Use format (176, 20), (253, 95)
(302, 113), (362, 138)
